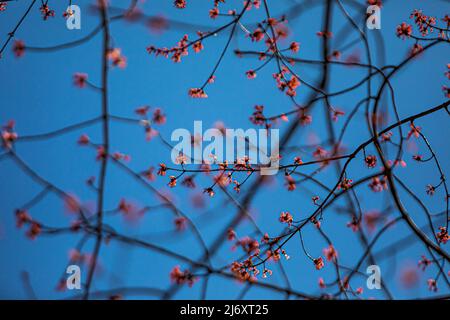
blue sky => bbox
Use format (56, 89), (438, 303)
(0, 0), (449, 299)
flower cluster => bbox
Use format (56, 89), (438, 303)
(170, 266), (196, 286)
(273, 67), (301, 97)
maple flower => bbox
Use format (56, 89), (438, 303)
(188, 88), (208, 98)
(174, 0), (186, 9)
(246, 70), (257, 79)
(230, 262), (252, 282)
(13, 40), (25, 58)
(235, 236), (260, 255)
(279, 211), (293, 226)
(331, 109), (345, 121)
(365, 155), (377, 168)
(427, 279), (438, 292)
(347, 217), (360, 232)
(118, 198), (133, 215)
(289, 42), (300, 53)
(181, 175), (196, 188)
(313, 257), (324, 270)
(369, 176), (388, 192)
(250, 28), (265, 42)
(174, 217), (187, 231)
(142, 167), (155, 181)
(168, 175), (177, 187)
(396, 22), (412, 39)
(1, 127), (18, 149)
(96, 146), (107, 161)
(316, 30), (333, 38)
(313, 146), (328, 159)
(40, 4), (55, 20)
(323, 245), (338, 261)
(299, 113), (312, 126)
(410, 43), (424, 57)
(426, 184), (435, 196)
(107, 48), (127, 68)
(364, 211), (382, 233)
(285, 175), (296, 191)
(209, 7), (219, 19)
(152, 108), (166, 124)
(436, 227), (449, 244)
(64, 194), (81, 214)
(443, 86), (450, 98)
(77, 134), (90, 145)
(204, 187), (215, 197)
(135, 105), (150, 116)
(73, 73), (88, 88)
(26, 222), (42, 240)
(193, 41), (204, 53)
(407, 122), (421, 139)
(15, 209), (31, 228)
(170, 266), (196, 286)
(318, 277), (326, 288)
(418, 255), (431, 271)
(157, 163), (167, 176)
(294, 156), (303, 165)
(227, 228), (236, 241)
(338, 178), (353, 190)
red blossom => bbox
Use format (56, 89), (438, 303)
(396, 22), (412, 39)
(1, 126), (18, 149)
(174, 0), (187, 9)
(331, 109), (345, 121)
(73, 73), (88, 88)
(279, 211), (293, 226)
(188, 88), (208, 98)
(209, 7), (219, 19)
(250, 28), (265, 42)
(15, 209), (31, 228)
(289, 42), (300, 53)
(313, 257), (324, 270)
(13, 40), (25, 58)
(40, 4), (55, 20)
(427, 278), (438, 292)
(193, 41), (204, 53)
(107, 48), (127, 68)
(246, 70), (257, 79)
(227, 228), (236, 241)
(436, 227), (449, 244)
(407, 122), (421, 139)
(174, 217), (187, 231)
(365, 155), (377, 168)
(168, 175), (177, 188)
(77, 134), (90, 145)
(285, 175), (296, 191)
(338, 178), (353, 190)
(157, 163), (167, 176)
(152, 108), (166, 124)
(369, 176), (388, 192)
(318, 277), (326, 288)
(170, 266), (196, 286)
(418, 255), (431, 271)
(323, 245), (338, 262)
(26, 222), (42, 240)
